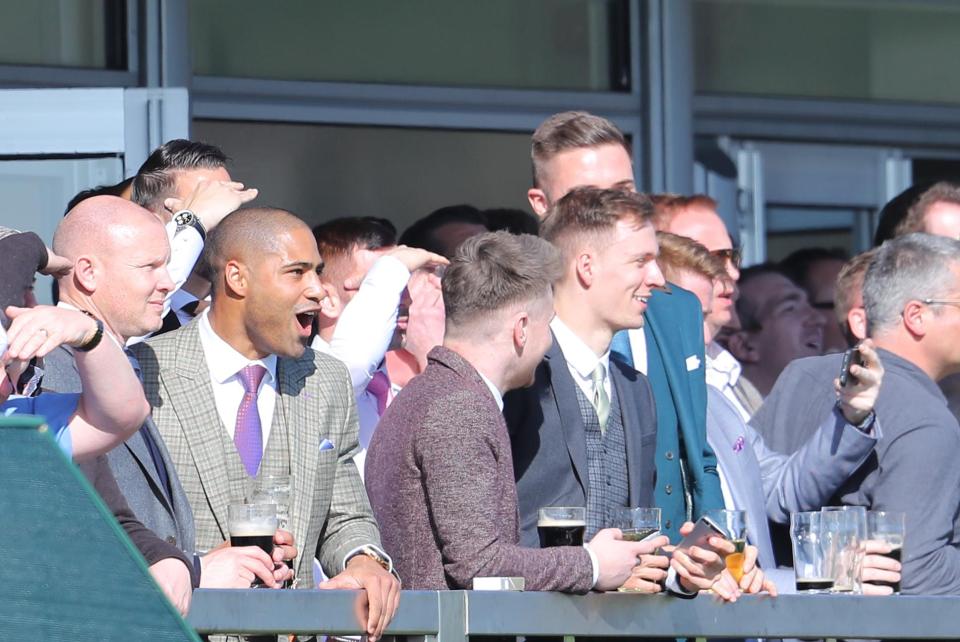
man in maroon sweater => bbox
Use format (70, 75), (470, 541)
(365, 231), (669, 592)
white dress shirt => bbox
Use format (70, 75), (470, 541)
(475, 370), (504, 411)
(550, 317), (612, 402)
(197, 309), (278, 453)
(624, 327), (649, 374)
(312, 254), (411, 393)
(705, 342), (753, 422)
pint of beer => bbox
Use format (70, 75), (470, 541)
(867, 510), (906, 594)
(538, 507), (586, 548)
(228, 502), (278, 587)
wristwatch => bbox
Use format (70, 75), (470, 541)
(173, 209), (206, 242)
(75, 314), (104, 353)
(350, 545), (400, 581)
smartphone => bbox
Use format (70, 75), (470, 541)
(674, 515), (728, 552)
(839, 345), (864, 387)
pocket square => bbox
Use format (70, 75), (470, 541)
(319, 438), (335, 451)
(685, 355), (701, 371)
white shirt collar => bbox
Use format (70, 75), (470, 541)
(550, 316), (610, 381)
(475, 370), (504, 411)
(705, 342), (741, 388)
(198, 309), (277, 385)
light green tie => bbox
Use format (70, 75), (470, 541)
(591, 363), (610, 433)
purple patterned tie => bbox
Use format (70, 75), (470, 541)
(366, 370), (392, 416)
(234, 364), (267, 477)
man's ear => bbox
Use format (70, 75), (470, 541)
(513, 312), (529, 354)
(527, 188), (549, 218)
(72, 256), (97, 293)
(847, 306), (867, 341)
(223, 259), (249, 297)
(574, 251), (595, 288)
(726, 329), (760, 364)
(901, 300), (929, 338)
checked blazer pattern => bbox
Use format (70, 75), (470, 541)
(131, 320), (382, 588)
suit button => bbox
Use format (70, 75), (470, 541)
(165, 536), (177, 545)
(665, 519), (672, 529)
(664, 484), (673, 495)
(665, 451), (674, 461)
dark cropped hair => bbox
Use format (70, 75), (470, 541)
(312, 217), (397, 261)
(132, 139), (228, 212)
(399, 204), (488, 258)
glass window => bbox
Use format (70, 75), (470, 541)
(190, 0), (630, 91)
(192, 120), (535, 233)
(694, 0), (960, 104)
(0, 1), (126, 69)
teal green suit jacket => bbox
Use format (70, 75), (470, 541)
(633, 285), (723, 540)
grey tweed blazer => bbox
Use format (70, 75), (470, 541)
(130, 319), (382, 584)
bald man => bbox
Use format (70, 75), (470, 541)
(43, 196), (288, 609)
(131, 208), (399, 642)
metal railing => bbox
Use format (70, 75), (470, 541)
(188, 590), (960, 640)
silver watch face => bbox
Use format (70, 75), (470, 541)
(175, 211), (195, 226)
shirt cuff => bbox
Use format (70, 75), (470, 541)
(665, 567), (698, 598)
(583, 544), (600, 588)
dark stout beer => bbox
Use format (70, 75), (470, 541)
(796, 578), (835, 592)
(538, 518), (586, 548)
(230, 524), (275, 587)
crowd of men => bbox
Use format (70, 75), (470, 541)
(5, 109), (960, 633)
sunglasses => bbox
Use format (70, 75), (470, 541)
(710, 247), (742, 270)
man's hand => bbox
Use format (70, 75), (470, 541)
(385, 246), (449, 275)
(149, 557), (193, 616)
(3, 305), (98, 361)
(164, 179), (258, 231)
(836, 339), (884, 425)
(588, 528), (669, 592)
(401, 270), (445, 370)
(272, 529), (298, 585)
(318, 554), (401, 642)
(670, 521), (735, 598)
(198, 545), (278, 589)
(39, 247), (72, 278)
(732, 544), (777, 596)
(617, 541), (671, 593)
(861, 539), (902, 596)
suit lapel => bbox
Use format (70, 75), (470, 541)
(610, 361), (641, 505)
(163, 323), (234, 539)
(278, 354), (316, 578)
(123, 423), (173, 513)
(545, 340), (590, 497)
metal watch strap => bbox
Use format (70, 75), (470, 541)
(173, 209), (206, 242)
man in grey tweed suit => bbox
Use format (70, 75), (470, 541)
(132, 207), (400, 640)
(366, 232), (664, 591)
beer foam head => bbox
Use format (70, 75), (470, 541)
(537, 517), (586, 528)
(229, 519), (277, 536)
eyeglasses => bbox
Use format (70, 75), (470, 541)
(710, 247), (742, 270)
(921, 298), (960, 310)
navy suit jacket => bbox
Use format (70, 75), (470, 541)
(504, 338), (658, 547)
(641, 285), (723, 539)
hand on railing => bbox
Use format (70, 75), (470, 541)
(318, 553), (401, 642)
(727, 544), (777, 597)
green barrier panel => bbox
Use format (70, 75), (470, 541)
(0, 415), (199, 641)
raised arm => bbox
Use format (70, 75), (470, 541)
(4, 305), (148, 460)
